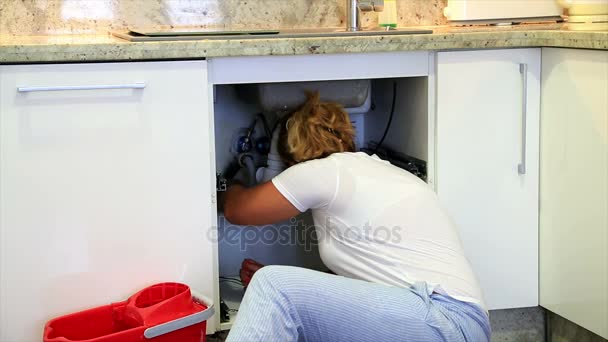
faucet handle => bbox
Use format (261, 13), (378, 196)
(358, 0), (384, 12)
(372, 0), (384, 12)
(358, 1), (374, 11)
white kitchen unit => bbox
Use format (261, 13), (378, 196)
(539, 48), (608, 339)
(0, 61), (219, 341)
(436, 49), (541, 310)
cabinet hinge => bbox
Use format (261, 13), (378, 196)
(216, 173), (227, 192)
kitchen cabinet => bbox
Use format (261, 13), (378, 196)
(436, 49), (541, 310)
(539, 48), (608, 339)
(0, 61), (218, 341)
(3, 48), (600, 339)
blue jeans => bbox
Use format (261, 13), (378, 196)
(227, 266), (491, 342)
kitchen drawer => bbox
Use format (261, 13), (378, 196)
(1, 62), (205, 142)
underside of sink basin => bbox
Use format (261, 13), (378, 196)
(111, 27), (433, 42)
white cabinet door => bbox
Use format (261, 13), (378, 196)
(436, 49), (541, 310)
(540, 48), (608, 339)
(0, 61), (218, 341)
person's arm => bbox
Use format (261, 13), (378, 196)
(223, 157), (337, 226)
(223, 181), (301, 226)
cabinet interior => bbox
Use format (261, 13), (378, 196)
(212, 76), (429, 330)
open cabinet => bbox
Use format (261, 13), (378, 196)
(208, 52), (435, 331)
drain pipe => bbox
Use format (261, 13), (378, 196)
(238, 153), (257, 188)
(257, 126), (286, 183)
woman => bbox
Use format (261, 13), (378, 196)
(222, 93), (491, 342)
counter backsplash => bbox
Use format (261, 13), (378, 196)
(0, 0), (447, 35)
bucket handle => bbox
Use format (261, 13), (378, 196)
(143, 292), (215, 339)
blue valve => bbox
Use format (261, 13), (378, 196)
(255, 136), (271, 154)
(236, 135), (253, 154)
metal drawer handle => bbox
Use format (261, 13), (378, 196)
(518, 63), (528, 175)
(17, 83), (146, 93)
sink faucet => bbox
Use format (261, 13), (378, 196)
(346, 0), (384, 31)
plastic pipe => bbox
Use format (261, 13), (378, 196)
(239, 154), (257, 187)
(257, 126), (286, 183)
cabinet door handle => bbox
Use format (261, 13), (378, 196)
(518, 63), (528, 175)
(17, 83), (146, 93)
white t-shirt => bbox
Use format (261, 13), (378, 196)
(272, 152), (486, 310)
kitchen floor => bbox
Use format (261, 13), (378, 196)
(206, 307), (608, 342)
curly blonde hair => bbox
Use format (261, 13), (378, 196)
(278, 92), (356, 165)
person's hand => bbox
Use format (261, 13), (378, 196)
(231, 167), (252, 187)
(240, 258), (265, 288)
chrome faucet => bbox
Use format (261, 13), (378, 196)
(346, 0), (384, 31)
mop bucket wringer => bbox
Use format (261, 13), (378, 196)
(43, 282), (215, 342)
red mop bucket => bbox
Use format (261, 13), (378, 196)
(43, 283), (214, 342)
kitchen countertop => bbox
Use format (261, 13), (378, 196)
(0, 23), (606, 63)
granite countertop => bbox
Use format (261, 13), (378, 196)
(0, 23), (606, 63)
